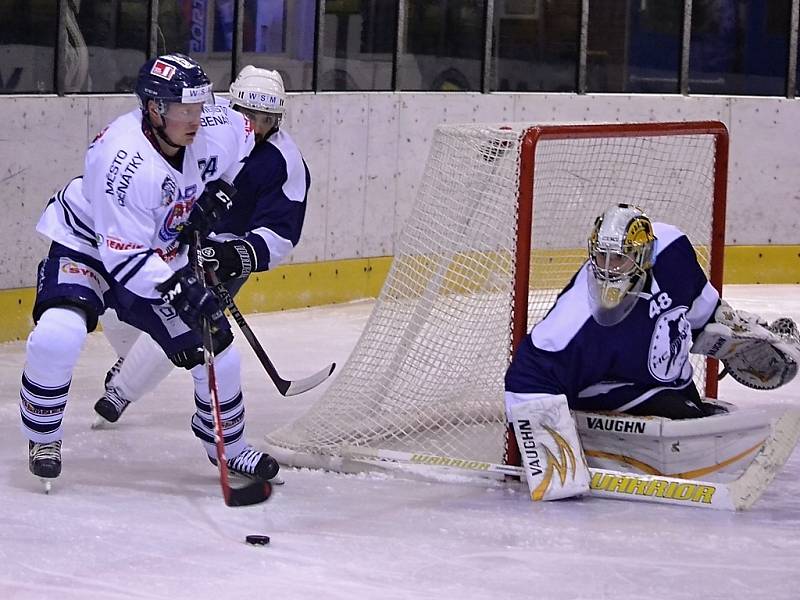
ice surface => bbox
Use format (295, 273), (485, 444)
(1, 286), (799, 599)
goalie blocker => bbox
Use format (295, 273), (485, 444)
(508, 393), (590, 501)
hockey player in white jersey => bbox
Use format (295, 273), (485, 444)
(504, 204), (800, 501)
(93, 66), (309, 428)
(20, 54), (280, 490)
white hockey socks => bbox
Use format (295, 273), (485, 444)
(190, 344), (248, 459)
(507, 393), (590, 501)
(21, 308), (88, 442)
(109, 332), (175, 403)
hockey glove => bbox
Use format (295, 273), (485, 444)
(200, 239), (257, 282)
(156, 266), (230, 335)
(177, 179), (237, 243)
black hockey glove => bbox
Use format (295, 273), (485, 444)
(200, 239), (257, 283)
(156, 266), (230, 335)
(177, 179), (237, 243)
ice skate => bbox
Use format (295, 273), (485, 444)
(92, 386), (131, 428)
(29, 440), (62, 493)
(209, 445), (280, 482)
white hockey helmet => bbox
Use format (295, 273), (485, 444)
(587, 203), (656, 326)
(229, 65), (286, 118)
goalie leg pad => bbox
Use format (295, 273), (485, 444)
(574, 407), (774, 480)
(508, 393), (590, 501)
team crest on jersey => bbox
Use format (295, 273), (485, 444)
(648, 306), (691, 382)
(150, 60), (176, 80)
(159, 184), (197, 242)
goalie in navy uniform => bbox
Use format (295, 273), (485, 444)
(93, 65), (308, 427)
(504, 203), (800, 502)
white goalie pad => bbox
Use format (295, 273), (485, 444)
(509, 394), (590, 501)
(574, 404), (777, 481)
(691, 302), (800, 390)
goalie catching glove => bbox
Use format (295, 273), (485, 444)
(507, 393), (590, 501)
(691, 301), (800, 390)
(200, 239), (257, 282)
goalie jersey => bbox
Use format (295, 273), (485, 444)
(505, 223), (721, 412)
(36, 104), (254, 301)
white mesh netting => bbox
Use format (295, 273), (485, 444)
(264, 122), (724, 472)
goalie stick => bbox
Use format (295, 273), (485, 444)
(338, 408), (800, 511)
(193, 233), (272, 507)
(206, 269), (336, 396)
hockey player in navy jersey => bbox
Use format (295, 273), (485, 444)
(20, 54), (281, 491)
(504, 204), (800, 502)
(93, 65), (308, 433)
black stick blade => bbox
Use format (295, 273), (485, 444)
(224, 481), (273, 507)
(281, 362), (337, 396)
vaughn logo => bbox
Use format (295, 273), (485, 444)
(585, 417), (646, 434)
(517, 419), (578, 501)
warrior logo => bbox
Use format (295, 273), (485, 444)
(649, 306), (691, 382)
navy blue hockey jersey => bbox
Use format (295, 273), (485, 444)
(505, 223), (720, 413)
(211, 128), (309, 271)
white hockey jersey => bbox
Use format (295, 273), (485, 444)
(37, 104), (254, 301)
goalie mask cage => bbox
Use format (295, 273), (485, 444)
(265, 121), (728, 474)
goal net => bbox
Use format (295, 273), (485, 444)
(264, 121), (728, 474)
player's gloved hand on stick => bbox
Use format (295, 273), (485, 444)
(200, 239), (257, 282)
(156, 266), (230, 334)
(177, 179), (237, 243)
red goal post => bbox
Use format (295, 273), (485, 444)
(513, 121), (729, 393)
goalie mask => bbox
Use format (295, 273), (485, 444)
(587, 204), (656, 326)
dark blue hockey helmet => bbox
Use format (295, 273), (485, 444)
(135, 53), (213, 116)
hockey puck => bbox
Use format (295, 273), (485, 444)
(245, 534), (270, 546)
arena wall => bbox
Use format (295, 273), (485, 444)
(1, 93), (798, 341)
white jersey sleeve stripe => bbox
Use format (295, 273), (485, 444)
(250, 226), (294, 270)
(114, 251), (156, 287)
(685, 280), (719, 329)
(531, 266), (593, 352)
(272, 133), (307, 202)
(55, 189), (97, 248)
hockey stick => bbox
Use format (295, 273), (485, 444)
(339, 408), (800, 510)
(206, 269), (336, 396)
(193, 234), (272, 507)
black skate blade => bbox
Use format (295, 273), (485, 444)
(224, 481), (272, 507)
